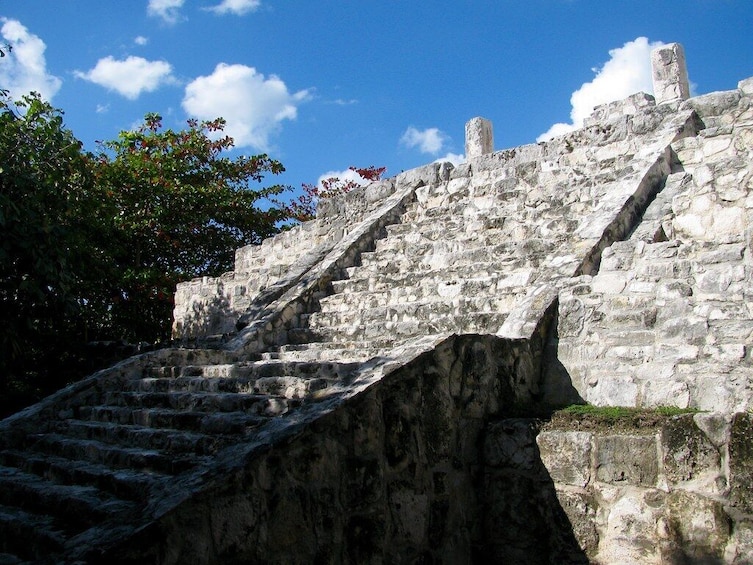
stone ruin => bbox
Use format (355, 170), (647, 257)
(1, 43), (752, 563)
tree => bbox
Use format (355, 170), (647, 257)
(0, 99), (294, 416)
(92, 113), (289, 342)
(282, 165), (386, 223)
(0, 92), (100, 413)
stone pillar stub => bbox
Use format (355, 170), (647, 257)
(651, 43), (690, 104)
(465, 117), (493, 159)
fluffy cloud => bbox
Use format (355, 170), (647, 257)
(537, 37), (665, 142)
(205, 0), (261, 15)
(182, 63), (310, 151)
(317, 167), (371, 189)
(435, 152), (465, 166)
(75, 56), (175, 99)
(0, 18), (61, 101)
(400, 126), (447, 155)
(147, 0), (185, 24)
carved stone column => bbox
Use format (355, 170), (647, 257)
(651, 43), (690, 104)
(465, 117), (493, 159)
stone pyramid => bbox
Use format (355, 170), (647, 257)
(1, 43), (752, 563)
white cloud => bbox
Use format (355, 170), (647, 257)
(435, 152), (465, 166)
(400, 126), (447, 155)
(0, 18), (61, 101)
(205, 0), (261, 15)
(134, 36), (149, 46)
(147, 0), (185, 24)
(537, 37), (665, 142)
(182, 63), (310, 151)
(75, 56), (175, 100)
(317, 167), (370, 189)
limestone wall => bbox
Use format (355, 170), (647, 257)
(551, 77), (753, 412)
(535, 412), (753, 564)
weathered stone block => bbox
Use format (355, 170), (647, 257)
(537, 431), (593, 487)
(553, 487), (600, 558)
(595, 434), (658, 486)
(594, 486), (667, 564)
(666, 490), (731, 562)
(659, 415), (721, 490)
(729, 412), (753, 514)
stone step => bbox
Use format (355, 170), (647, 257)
(309, 297), (518, 330)
(278, 339), (394, 353)
(338, 265), (537, 291)
(0, 449), (164, 503)
(358, 248), (544, 273)
(20, 433), (208, 475)
(321, 278), (531, 310)
(126, 371), (349, 396)
(274, 340), (396, 361)
(79, 405), (269, 435)
(262, 349), (375, 363)
(0, 466), (136, 532)
(391, 208), (577, 240)
(382, 222), (527, 246)
(372, 233), (557, 256)
(0, 504), (66, 562)
(125, 374), (256, 394)
(145, 362), (255, 379)
(51, 419), (232, 456)
(113, 371), (349, 406)
(101, 390), (278, 414)
(346, 240), (559, 280)
(310, 311), (509, 343)
(145, 359), (356, 380)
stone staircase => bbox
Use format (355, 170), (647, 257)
(297, 102), (697, 357)
(0, 346), (371, 563)
(555, 81), (753, 413)
(0, 80), (714, 562)
(303, 177), (553, 350)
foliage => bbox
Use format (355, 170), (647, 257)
(0, 92), (100, 414)
(0, 97), (293, 416)
(282, 165), (386, 222)
(92, 113), (289, 342)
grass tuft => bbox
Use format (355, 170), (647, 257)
(547, 404), (701, 432)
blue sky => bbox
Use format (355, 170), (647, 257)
(1, 1), (752, 198)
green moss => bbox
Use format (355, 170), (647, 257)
(545, 404), (701, 433)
